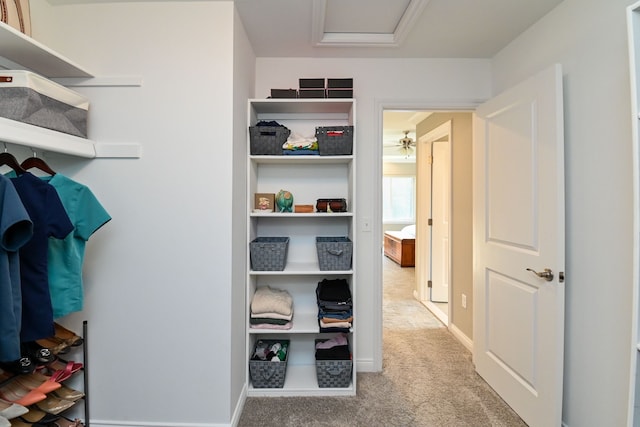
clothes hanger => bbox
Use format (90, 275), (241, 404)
(0, 143), (26, 175)
(21, 149), (56, 176)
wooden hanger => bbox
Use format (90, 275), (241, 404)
(0, 143), (26, 174)
(21, 150), (55, 176)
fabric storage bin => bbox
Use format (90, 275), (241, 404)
(250, 339), (289, 388)
(315, 359), (352, 388)
(0, 71), (89, 138)
(249, 125), (291, 155)
(315, 126), (353, 155)
(250, 237), (289, 271)
(316, 237), (352, 271)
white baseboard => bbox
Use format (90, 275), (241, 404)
(89, 421), (228, 427)
(448, 322), (473, 352)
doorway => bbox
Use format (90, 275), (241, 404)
(380, 108), (475, 351)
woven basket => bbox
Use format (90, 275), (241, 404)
(315, 359), (352, 388)
(250, 237), (289, 271)
(316, 237), (352, 271)
(249, 126), (291, 155)
(315, 126), (353, 156)
(250, 339), (289, 388)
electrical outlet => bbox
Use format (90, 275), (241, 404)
(461, 294), (467, 309)
(362, 217), (371, 232)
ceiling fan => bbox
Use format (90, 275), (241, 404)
(384, 130), (416, 158)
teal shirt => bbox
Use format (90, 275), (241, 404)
(42, 174), (111, 318)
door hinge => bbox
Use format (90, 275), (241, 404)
(428, 280), (432, 288)
(428, 218), (433, 226)
(427, 155), (433, 164)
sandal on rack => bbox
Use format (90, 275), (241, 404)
(0, 397), (28, 420)
(0, 380), (46, 407)
(53, 324), (83, 348)
(20, 343), (55, 365)
(52, 385), (83, 402)
(33, 337), (70, 356)
(49, 417), (84, 427)
(19, 407), (60, 424)
(14, 373), (61, 395)
(34, 396), (76, 416)
(38, 361), (82, 383)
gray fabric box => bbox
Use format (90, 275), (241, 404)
(0, 71), (89, 138)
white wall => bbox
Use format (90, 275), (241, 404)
(30, 1), (239, 425)
(256, 58), (491, 370)
(492, 1), (635, 425)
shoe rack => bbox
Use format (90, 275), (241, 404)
(0, 321), (89, 425)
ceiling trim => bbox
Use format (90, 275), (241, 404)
(311, 0), (430, 47)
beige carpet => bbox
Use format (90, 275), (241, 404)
(237, 256), (527, 427)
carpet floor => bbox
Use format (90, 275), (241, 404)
(237, 256), (527, 426)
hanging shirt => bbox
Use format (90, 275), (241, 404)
(41, 173), (111, 318)
(10, 172), (73, 342)
(0, 174), (32, 361)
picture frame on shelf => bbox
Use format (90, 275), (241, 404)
(254, 193), (275, 212)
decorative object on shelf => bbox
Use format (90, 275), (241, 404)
(0, 0), (31, 36)
(0, 71), (89, 138)
(294, 204), (313, 213)
(316, 198), (347, 213)
(254, 193), (275, 212)
(275, 189), (293, 212)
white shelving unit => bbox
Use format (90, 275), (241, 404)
(246, 98), (356, 397)
(0, 22), (140, 158)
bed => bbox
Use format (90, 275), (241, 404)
(383, 224), (416, 267)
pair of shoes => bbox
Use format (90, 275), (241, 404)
(0, 379), (46, 407)
(52, 385), (83, 402)
(21, 342), (56, 364)
(35, 324), (83, 356)
(50, 417), (84, 427)
(36, 360), (83, 383)
(19, 407), (60, 424)
(0, 358), (34, 375)
(0, 397), (28, 419)
(14, 372), (61, 395)
(35, 395), (76, 415)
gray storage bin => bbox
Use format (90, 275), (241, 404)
(0, 71), (89, 138)
(250, 237), (289, 271)
(250, 339), (289, 388)
(316, 237), (352, 271)
(249, 126), (290, 155)
(315, 126), (353, 155)
(315, 359), (352, 388)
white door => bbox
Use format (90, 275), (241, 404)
(473, 64), (565, 427)
(415, 130), (432, 302)
(430, 134), (450, 303)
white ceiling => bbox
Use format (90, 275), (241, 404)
(235, 0), (564, 59)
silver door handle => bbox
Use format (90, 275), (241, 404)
(526, 268), (554, 282)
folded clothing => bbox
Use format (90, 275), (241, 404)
(251, 286), (293, 317)
(315, 336), (351, 360)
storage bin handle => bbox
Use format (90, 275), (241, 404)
(325, 366), (346, 376)
(327, 249), (344, 256)
(260, 130), (276, 136)
(259, 365), (277, 379)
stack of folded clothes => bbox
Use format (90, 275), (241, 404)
(250, 286), (294, 330)
(282, 133), (319, 155)
(315, 333), (351, 360)
(316, 278), (353, 332)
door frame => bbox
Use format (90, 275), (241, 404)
(374, 99), (480, 371)
(415, 120), (452, 325)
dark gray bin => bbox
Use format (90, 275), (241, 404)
(316, 237), (352, 271)
(250, 237), (289, 271)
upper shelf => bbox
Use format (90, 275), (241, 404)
(0, 23), (141, 158)
(0, 22), (93, 78)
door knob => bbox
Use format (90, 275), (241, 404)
(526, 268), (554, 282)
